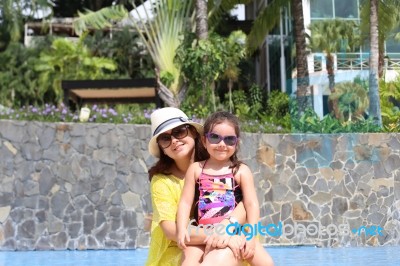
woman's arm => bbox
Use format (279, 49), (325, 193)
(237, 164), (260, 259)
(176, 163), (197, 248)
(239, 165), (259, 225)
(156, 162), (215, 246)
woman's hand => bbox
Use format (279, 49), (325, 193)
(203, 233), (231, 255)
(177, 229), (190, 250)
(241, 238), (256, 260)
(227, 235), (246, 260)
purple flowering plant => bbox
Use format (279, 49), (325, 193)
(0, 103), (155, 125)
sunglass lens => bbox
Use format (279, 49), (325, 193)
(224, 136), (237, 146)
(157, 125), (189, 149)
(157, 134), (171, 148)
(207, 133), (221, 144)
(172, 126), (188, 139)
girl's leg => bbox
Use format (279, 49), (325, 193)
(200, 247), (244, 266)
(246, 241), (274, 266)
(181, 245), (205, 266)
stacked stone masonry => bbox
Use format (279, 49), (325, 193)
(0, 120), (399, 250)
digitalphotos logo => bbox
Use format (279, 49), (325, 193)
(187, 219), (384, 241)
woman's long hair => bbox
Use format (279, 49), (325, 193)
(148, 125), (208, 181)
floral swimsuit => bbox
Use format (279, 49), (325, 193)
(195, 161), (240, 225)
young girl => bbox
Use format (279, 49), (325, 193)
(177, 111), (274, 266)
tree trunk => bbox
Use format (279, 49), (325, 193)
(326, 53), (335, 92)
(195, 0), (208, 40)
(292, 0), (311, 116)
(378, 39), (385, 78)
(155, 68), (184, 107)
(369, 0), (382, 127)
(195, 0), (210, 107)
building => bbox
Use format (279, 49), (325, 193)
(244, 0), (400, 118)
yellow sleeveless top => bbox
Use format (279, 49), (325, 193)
(146, 174), (184, 266)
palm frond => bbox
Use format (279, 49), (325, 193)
(127, 0), (194, 94)
(73, 5), (129, 36)
(207, 0), (252, 27)
(246, 0), (290, 53)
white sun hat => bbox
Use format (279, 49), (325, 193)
(148, 107), (203, 158)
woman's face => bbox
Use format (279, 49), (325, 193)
(157, 125), (196, 161)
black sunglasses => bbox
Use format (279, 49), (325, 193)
(157, 125), (189, 149)
(205, 132), (238, 146)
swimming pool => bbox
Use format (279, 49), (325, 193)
(0, 246), (399, 265)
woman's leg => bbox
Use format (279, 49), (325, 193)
(181, 245), (205, 266)
(245, 242), (274, 266)
(200, 247), (245, 266)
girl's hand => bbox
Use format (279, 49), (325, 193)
(241, 238), (256, 260)
(177, 230), (190, 250)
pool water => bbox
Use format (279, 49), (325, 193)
(0, 246), (399, 266)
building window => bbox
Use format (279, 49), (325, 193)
(311, 0), (359, 21)
(310, 0), (333, 19)
(335, 0), (358, 19)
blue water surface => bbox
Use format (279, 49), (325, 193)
(0, 246), (399, 266)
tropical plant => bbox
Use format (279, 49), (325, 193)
(222, 30), (247, 112)
(0, 40), (54, 107)
(291, 101), (381, 133)
(73, 1), (193, 107)
(0, 0), (54, 50)
(380, 79), (400, 132)
(175, 32), (226, 112)
(307, 19), (361, 91)
(83, 27), (154, 79)
(328, 82), (369, 122)
(73, 0), (251, 108)
(34, 37), (117, 105)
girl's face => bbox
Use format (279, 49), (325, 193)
(157, 125), (196, 160)
(202, 122), (237, 162)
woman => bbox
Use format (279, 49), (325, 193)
(146, 107), (247, 266)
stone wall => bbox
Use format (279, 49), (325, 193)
(0, 120), (399, 250)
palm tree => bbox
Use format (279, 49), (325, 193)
(222, 31), (247, 112)
(246, 0), (312, 114)
(360, 0), (400, 78)
(328, 82), (369, 122)
(292, 0), (311, 115)
(307, 19), (360, 92)
(368, 0), (382, 127)
(74, 0), (193, 107)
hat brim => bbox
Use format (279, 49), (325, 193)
(148, 121), (203, 158)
